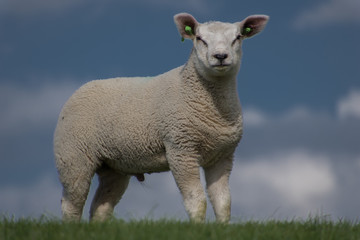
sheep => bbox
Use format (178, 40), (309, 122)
(54, 12), (269, 223)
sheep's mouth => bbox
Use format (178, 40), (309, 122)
(212, 64), (231, 71)
(214, 63), (230, 66)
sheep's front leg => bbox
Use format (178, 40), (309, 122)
(167, 150), (207, 222)
(204, 153), (234, 223)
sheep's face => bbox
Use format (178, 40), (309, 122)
(193, 22), (243, 78)
(174, 13), (269, 80)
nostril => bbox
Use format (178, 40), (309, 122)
(214, 53), (228, 60)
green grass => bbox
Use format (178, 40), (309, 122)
(1, 216), (360, 240)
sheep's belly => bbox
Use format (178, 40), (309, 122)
(100, 146), (170, 174)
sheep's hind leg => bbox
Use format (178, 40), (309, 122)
(60, 165), (95, 222)
(89, 166), (130, 221)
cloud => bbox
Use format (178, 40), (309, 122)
(0, 170), (185, 220)
(241, 102), (360, 160)
(231, 150), (337, 219)
(0, 174), (61, 218)
(235, 91), (360, 219)
(294, 0), (360, 29)
(0, 81), (79, 135)
(243, 108), (267, 127)
(137, 0), (209, 14)
(337, 89), (360, 120)
(112, 173), (187, 220)
(1, 82), (360, 221)
(0, 0), (89, 16)
(0, 0), (209, 17)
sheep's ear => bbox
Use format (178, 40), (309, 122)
(174, 13), (199, 41)
(238, 15), (269, 38)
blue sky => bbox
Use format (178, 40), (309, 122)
(1, 0), (360, 221)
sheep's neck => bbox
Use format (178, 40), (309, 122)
(180, 54), (241, 122)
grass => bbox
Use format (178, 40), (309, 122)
(1, 216), (360, 240)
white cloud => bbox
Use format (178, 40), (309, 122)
(243, 108), (267, 127)
(337, 89), (360, 120)
(244, 106), (323, 128)
(232, 150), (336, 219)
(0, 150), (342, 221)
(0, 170), (185, 220)
(1, 81), (360, 221)
(0, 174), (61, 218)
(112, 173), (187, 220)
(236, 100), (360, 219)
(294, 0), (360, 29)
(0, 81), (79, 134)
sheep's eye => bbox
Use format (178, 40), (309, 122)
(196, 36), (207, 46)
(232, 35), (242, 45)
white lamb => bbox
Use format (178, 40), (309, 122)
(54, 13), (269, 222)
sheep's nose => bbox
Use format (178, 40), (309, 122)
(214, 53), (228, 60)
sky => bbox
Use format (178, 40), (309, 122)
(1, 0), (360, 221)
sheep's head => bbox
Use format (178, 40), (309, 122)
(174, 13), (269, 80)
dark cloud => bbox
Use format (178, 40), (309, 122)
(294, 0), (360, 29)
